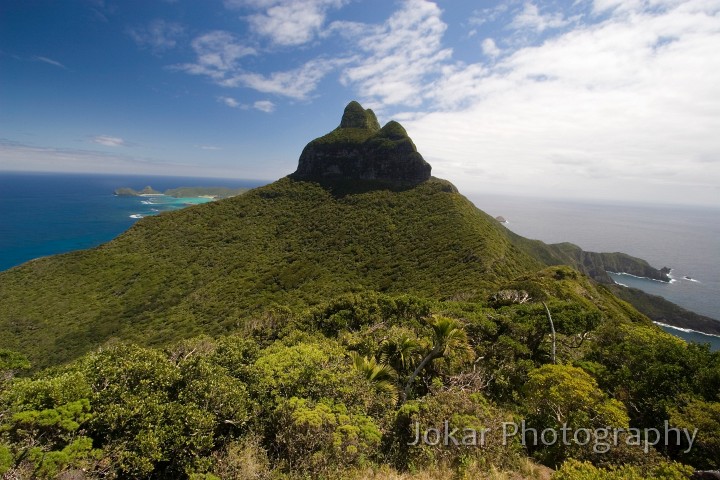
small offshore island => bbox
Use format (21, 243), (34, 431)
(114, 185), (248, 199)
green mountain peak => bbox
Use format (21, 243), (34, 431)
(339, 100), (381, 131)
(293, 101), (431, 184)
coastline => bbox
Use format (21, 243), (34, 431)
(654, 321), (720, 339)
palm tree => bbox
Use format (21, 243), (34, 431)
(349, 351), (398, 401)
(401, 316), (466, 403)
(379, 336), (421, 374)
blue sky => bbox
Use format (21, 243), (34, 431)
(1, 0), (719, 205)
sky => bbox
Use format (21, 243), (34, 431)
(1, 0), (719, 206)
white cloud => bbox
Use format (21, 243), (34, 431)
(176, 31), (337, 99)
(197, 145), (222, 150)
(127, 19), (184, 53)
(481, 38), (501, 57)
(337, 0), (452, 106)
(33, 56), (67, 69)
(218, 96), (241, 108)
(91, 135), (125, 147)
(226, 0), (344, 46)
(253, 100), (276, 112)
(227, 57), (344, 99)
(401, 0), (720, 205)
(174, 31), (256, 82)
(469, 4), (509, 27)
(510, 2), (571, 32)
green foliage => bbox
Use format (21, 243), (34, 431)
(394, 389), (522, 473)
(0, 341), (255, 478)
(252, 340), (356, 404)
(587, 322), (720, 434)
(273, 397), (381, 475)
(1, 161), (719, 478)
(339, 100), (381, 131)
(0, 178), (542, 369)
(349, 352), (398, 403)
(403, 316), (472, 401)
(0, 349), (30, 383)
(0, 444), (11, 475)
(307, 292), (431, 338)
(553, 459), (693, 480)
(669, 398), (720, 469)
(0, 371), (99, 478)
(523, 364), (629, 465)
(78, 343), (250, 477)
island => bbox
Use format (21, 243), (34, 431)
(114, 186), (248, 199)
(114, 185), (161, 196)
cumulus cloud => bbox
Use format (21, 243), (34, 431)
(337, 0), (452, 106)
(253, 100), (276, 112)
(481, 38), (501, 57)
(175, 30), (339, 99)
(218, 96), (241, 108)
(127, 19), (184, 54)
(510, 2), (572, 32)
(174, 31), (256, 82)
(226, 57), (345, 99)
(225, 0), (344, 46)
(402, 0), (720, 204)
(91, 135), (125, 147)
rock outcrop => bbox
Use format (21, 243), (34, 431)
(292, 101), (431, 185)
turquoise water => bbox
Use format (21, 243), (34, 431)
(0, 172), (266, 271)
(127, 194), (215, 220)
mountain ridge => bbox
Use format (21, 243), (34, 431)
(0, 101), (713, 369)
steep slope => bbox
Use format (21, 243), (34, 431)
(293, 101), (431, 184)
(0, 101), (701, 369)
(0, 177), (541, 367)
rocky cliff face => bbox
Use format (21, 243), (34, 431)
(292, 101), (432, 185)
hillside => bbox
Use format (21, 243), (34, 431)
(0, 176), (543, 367)
(1, 102), (718, 479)
(0, 101), (702, 368)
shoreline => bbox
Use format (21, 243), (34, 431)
(654, 321), (720, 339)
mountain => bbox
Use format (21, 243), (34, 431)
(2, 102), (719, 479)
(0, 176), (542, 368)
(292, 101), (431, 184)
(0, 101), (704, 369)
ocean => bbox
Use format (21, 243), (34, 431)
(468, 193), (720, 350)
(0, 172), (266, 271)
(1, 172), (718, 350)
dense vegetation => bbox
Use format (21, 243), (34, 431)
(1, 283), (717, 478)
(0, 178), (541, 368)
(1, 169), (718, 478)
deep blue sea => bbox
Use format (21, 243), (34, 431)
(1, 172), (717, 350)
(0, 172), (266, 270)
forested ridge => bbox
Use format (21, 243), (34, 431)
(1, 102), (717, 478)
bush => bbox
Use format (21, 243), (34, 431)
(272, 397), (382, 475)
(393, 389), (522, 473)
(553, 459), (693, 480)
